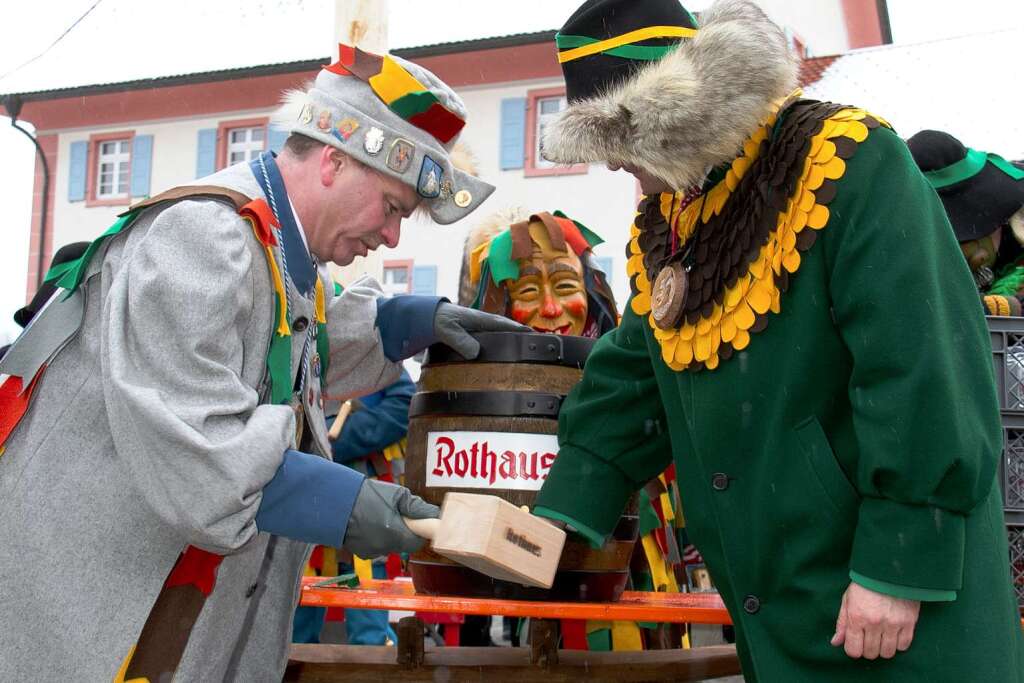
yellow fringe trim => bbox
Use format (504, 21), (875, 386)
(244, 214), (290, 337)
(611, 620), (645, 651)
(112, 644), (150, 683)
(264, 246), (290, 337)
(314, 278), (326, 325)
(353, 555), (374, 584)
(628, 103), (882, 372)
(641, 533), (679, 593)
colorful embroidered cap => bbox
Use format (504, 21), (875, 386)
(272, 44), (494, 225)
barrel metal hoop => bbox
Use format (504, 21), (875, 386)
(424, 332), (594, 368)
(409, 390), (564, 418)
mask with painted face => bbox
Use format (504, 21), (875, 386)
(506, 221), (588, 335)
(461, 210), (618, 338)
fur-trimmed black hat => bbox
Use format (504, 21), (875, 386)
(14, 241), (89, 328)
(542, 0), (799, 191)
(907, 129), (1024, 243)
(557, 0), (699, 104)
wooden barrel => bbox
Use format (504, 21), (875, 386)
(405, 331), (638, 602)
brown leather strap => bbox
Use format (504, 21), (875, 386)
(509, 220), (533, 260)
(118, 184), (253, 217)
(531, 212), (568, 253)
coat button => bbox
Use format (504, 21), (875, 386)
(743, 595), (761, 614)
(711, 472), (730, 491)
(292, 317), (309, 332)
(245, 582), (258, 598)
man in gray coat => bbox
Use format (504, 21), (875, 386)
(0, 45), (519, 680)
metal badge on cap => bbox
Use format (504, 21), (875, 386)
(417, 156), (443, 198)
(387, 138), (415, 173)
(454, 189), (472, 207)
(364, 127), (385, 155)
(299, 104), (314, 125)
(333, 117), (360, 142)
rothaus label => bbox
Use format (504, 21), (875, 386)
(426, 431), (558, 491)
(505, 527), (542, 557)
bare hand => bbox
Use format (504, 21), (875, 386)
(830, 581), (920, 659)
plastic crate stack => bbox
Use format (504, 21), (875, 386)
(988, 316), (1024, 614)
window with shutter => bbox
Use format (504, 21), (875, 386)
(525, 87), (589, 178)
(86, 130), (135, 207)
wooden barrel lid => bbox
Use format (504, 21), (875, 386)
(424, 331), (595, 368)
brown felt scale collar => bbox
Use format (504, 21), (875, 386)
(627, 97), (890, 372)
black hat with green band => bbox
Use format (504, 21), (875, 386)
(556, 0), (699, 103)
(908, 129), (1024, 242)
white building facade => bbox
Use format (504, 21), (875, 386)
(5, 0), (886, 305)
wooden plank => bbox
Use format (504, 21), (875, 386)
(299, 578), (733, 625)
(285, 643), (741, 682)
(529, 618), (559, 666)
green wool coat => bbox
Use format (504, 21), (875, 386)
(535, 125), (1024, 680)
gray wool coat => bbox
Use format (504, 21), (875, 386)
(0, 163), (401, 681)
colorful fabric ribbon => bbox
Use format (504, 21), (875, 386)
(326, 44), (465, 144)
(555, 25), (697, 64)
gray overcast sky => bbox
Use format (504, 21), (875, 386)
(1, 0), (1022, 344)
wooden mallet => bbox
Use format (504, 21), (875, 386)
(403, 492), (567, 589)
(327, 400), (353, 441)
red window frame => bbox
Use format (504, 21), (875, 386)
(86, 130), (135, 207)
(216, 116), (269, 170)
(383, 259), (414, 295)
(524, 86), (589, 178)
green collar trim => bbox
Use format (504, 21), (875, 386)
(849, 570), (956, 602)
(45, 210), (138, 297)
(532, 505), (605, 550)
(924, 148), (1024, 189)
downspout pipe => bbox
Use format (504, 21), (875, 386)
(876, 0), (893, 44)
(3, 95), (51, 290)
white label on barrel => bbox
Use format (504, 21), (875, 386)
(425, 431), (559, 491)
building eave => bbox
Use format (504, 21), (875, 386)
(0, 30), (556, 103)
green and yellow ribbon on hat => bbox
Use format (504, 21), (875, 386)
(556, 25), (697, 63)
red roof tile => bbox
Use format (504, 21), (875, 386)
(799, 55), (840, 88)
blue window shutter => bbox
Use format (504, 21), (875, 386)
(412, 265), (438, 296)
(196, 128), (217, 178)
(499, 97), (527, 171)
(130, 134), (154, 197)
(268, 127), (289, 154)
(594, 256), (614, 285)
(68, 141), (88, 202)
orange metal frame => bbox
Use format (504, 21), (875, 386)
(300, 577), (733, 625)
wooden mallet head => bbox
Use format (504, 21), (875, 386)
(404, 492), (566, 589)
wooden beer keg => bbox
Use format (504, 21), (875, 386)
(405, 331), (639, 602)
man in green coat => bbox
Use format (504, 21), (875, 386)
(533, 0), (1024, 679)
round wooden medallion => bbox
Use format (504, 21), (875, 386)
(652, 262), (688, 330)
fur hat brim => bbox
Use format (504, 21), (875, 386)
(541, 0), (798, 191)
